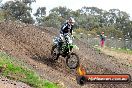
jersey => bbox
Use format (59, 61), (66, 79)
(100, 34), (105, 41)
(60, 22), (73, 35)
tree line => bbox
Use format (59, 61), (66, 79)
(0, 0), (132, 38)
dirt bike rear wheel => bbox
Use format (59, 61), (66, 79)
(66, 53), (79, 69)
(51, 45), (59, 60)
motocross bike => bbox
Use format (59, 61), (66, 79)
(51, 34), (80, 69)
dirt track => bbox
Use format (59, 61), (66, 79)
(0, 76), (31, 88)
(0, 21), (132, 88)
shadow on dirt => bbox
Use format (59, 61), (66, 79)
(31, 53), (69, 72)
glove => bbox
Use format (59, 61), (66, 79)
(59, 34), (64, 41)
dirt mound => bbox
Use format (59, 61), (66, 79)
(0, 21), (132, 88)
(0, 21), (52, 56)
(0, 21), (80, 88)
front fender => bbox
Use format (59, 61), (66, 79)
(71, 45), (79, 50)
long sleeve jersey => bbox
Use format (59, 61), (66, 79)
(60, 22), (73, 35)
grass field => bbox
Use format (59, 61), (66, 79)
(94, 46), (132, 54)
(0, 52), (60, 88)
(111, 48), (132, 54)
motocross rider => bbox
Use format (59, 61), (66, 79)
(58, 17), (75, 54)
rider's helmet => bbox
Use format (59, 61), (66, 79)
(68, 17), (75, 25)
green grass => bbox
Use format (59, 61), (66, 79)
(111, 48), (132, 54)
(94, 46), (132, 54)
(0, 11), (4, 21)
(73, 32), (81, 39)
(0, 52), (60, 88)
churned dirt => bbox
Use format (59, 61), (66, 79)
(0, 76), (31, 88)
(0, 21), (132, 88)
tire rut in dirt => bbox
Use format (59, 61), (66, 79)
(31, 54), (77, 75)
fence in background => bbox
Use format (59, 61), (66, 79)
(75, 33), (132, 50)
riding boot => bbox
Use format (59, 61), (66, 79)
(57, 42), (62, 54)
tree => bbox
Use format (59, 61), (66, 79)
(0, 0), (2, 6)
(80, 6), (103, 15)
(34, 7), (46, 17)
(42, 12), (61, 28)
(1, 0), (34, 23)
(22, 0), (36, 6)
(34, 7), (46, 25)
(36, 6), (73, 28)
(32, 5), (132, 38)
(50, 6), (72, 19)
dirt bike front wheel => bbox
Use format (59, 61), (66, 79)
(66, 53), (79, 69)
